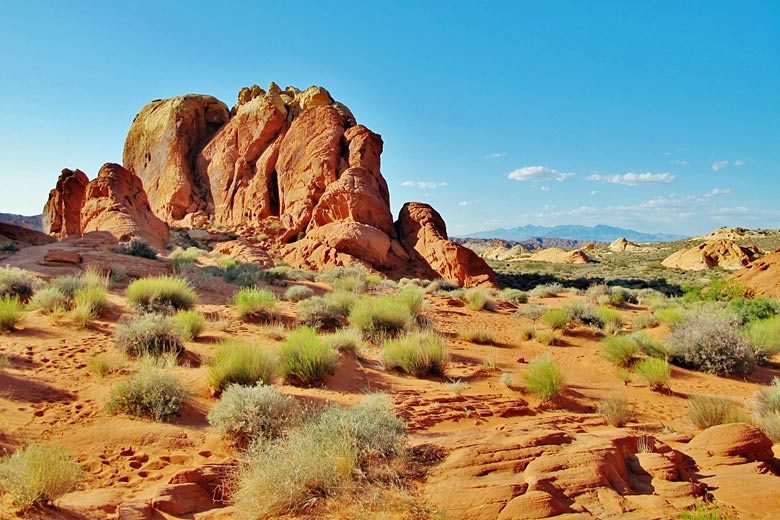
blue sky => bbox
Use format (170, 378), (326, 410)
(1, 1), (778, 236)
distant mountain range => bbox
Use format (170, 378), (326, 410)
(0, 212), (43, 232)
(461, 224), (687, 243)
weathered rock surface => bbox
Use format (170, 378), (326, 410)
(609, 237), (641, 252)
(662, 239), (762, 271)
(687, 423), (773, 461)
(732, 249), (780, 298)
(481, 244), (528, 261)
(0, 222), (56, 249)
(42, 168), (89, 238)
(81, 163), (169, 250)
(123, 95), (230, 224)
(527, 247), (590, 264)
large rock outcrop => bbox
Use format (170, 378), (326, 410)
(662, 239), (762, 271)
(42, 168), (89, 239)
(732, 249), (780, 297)
(527, 247), (590, 264)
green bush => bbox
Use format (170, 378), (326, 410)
(296, 295), (344, 329)
(458, 329), (496, 345)
(86, 353), (125, 377)
(284, 285), (315, 302)
(425, 279), (460, 294)
(279, 326), (338, 386)
(71, 284), (108, 325)
(464, 287), (497, 311)
(529, 282), (564, 298)
(207, 384), (299, 447)
(169, 246), (201, 272)
(222, 262), (264, 286)
(29, 287), (68, 314)
(540, 308), (569, 331)
(755, 377), (780, 416)
(746, 316), (780, 362)
(633, 358), (671, 390)
(172, 309), (206, 341)
(126, 276), (198, 312)
(564, 299), (602, 327)
(688, 394), (743, 429)
(680, 503), (731, 520)
(601, 335), (640, 367)
(315, 266), (370, 284)
(208, 339), (280, 393)
(349, 295), (415, 340)
(758, 411), (780, 442)
(0, 295), (24, 331)
(499, 288), (528, 304)
(629, 332), (675, 360)
(598, 395), (633, 427)
(523, 355), (565, 402)
(670, 315), (755, 376)
(654, 306), (684, 327)
(116, 237), (157, 259)
(234, 287), (279, 321)
(322, 328), (363, 356)
(632, 314), (660, 330)
(115, 314), (184, 357)
(383, 331), (449, 376)
(396, 285), (426, 317)
(0, 266), (39, 300)
(728, 297), (779, 324)
(0, 444), (82, 509)
(106, 367), (187, 422)
(331, 274), (368, 294)
(597, 306), (623, 335)
(533, 328), (556, 345)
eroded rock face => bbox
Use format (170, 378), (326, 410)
(42, 168), (89, 238)
(732, 250), (780, 297)
(81, 163), (169, 250)
(527, 247), (590, 264)
(123, 95), (230, 224)
(662, 239), (762, 271)
(397, 202), (498, 288)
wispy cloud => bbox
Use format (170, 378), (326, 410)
(712, 160), (729, 171)
(703, 188), (732, 198)
(589, 190), (598, 196)
(586, 172), (675, 185)
(507, 165), (574, 182)
(733, 159), (745, 166)
(458, 200), (479, 207)
(669, 159), (687, 165)
(540, 186), (550, 192)
(485, 152), (506, 159)
(401, 180), (448, 189)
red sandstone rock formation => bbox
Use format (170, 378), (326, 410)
(42, 168), (89, 238)
(732, 249), (780, 297)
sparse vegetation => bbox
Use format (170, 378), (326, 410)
(284, 285), (315, 302)
(458, 329), (496, 345)
(669, 314), (755, 376)
(116, 237), (157, 259)
(0, 444), (82, 509)
(322, 328), (363, 356)
(529, 282), (564, 298)
(533, 328), (556, 345)
(632, 314), (660, 330)
(106, 367), (187, 422)
(126, 276), (198, 312)
(522, 355), (565, 402)
(679, 503), (731, 520)
(601, 335), (640, 367)
(0, 266), (39, 300)
(172, 309), (206, 341)
(540, 308), (569, 331)
(297, 295), (344, 329)
(499, 287), (528, 304)
(234, 287), (279, 321)
(632, 358), (671, 391)
(383, 331), (449, 376)
(279, 326), (338, 386)
(464, 287), (496, 311)
(447, 379), (469, 395)
(598, 395), (633, 427)
(745, 316), (780, 362)
(208, 339), (279, 393)
(87, 353), (124, 377)
(688, 394), (743, 429)
(169, 246), (201, 272)
(71, 284), (109, 326)
(596, 306), (623, 335)
(0, 295), (24, 331)
(29, 287), (68, 314)
(115, 314), (184, 358)
(349, 294), (416, 340)
(754, 377), (780, 416)
(655, 306), (684, 327)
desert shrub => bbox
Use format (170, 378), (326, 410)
(325, 289), (358, 316)
(71, 284), (108, 325)
(106, 367), (187, 421)
(601, 335), (640, 367)
(297, 296), (343, 329)
(464, 287), (497, 311)
(523, 355), (565, 402)
(529, 282), (564, 298)
(208, 339), (279, 393)
(598, 395), (633, 427)
(499, 372), (514, 388)
(746, 316), (780, 362)
(234, 287), (278, 321)
(633, 358), (671, 390)
(116, 237), (157, 259)
(222, 262), (264, 286)
(670, 315), (755, 376)
(629, 331), (675, 359)
(279, 326), (338, 386)
(0, 444), (82, 509)
(349, 295), (415, 340)
(540, 308), (569, 331)
(87, 353), (124, 377)
(680, 504), (730, 520)
(519, 325), (536, 340)
(396, 285), (425, 317)
(754, 377), (780, 415)
(585, 283), (610, 303)
(564, 299), (602, 327)
(322, 328), (363, 356)
(169, 246), (201, 272)
(654, 306), (684, 327)
(29, 287), (68, 313)
(383, 331), (449, 376)
(688, 394), (743, 429)
(115, 314), (184, 357)
(425, 279), (460, 294)
(207, 384), (299, 447)
(597, 306), (623, 335)
(0, 266), (39, 300)
(267, 266), (316, 282)
(109, 264), (127, 283)
(517, 303), (548, 321)
(172, 309), (206, 341)
(331, 274), (368, 294)
(126, 276), (198, 312)
(728, 297), (779, 325)
(315, 266), (369, 284)
(284, 285), (315, 302)
(632, 314), (659, 330)
(499, 288), (528, 304)
(0, 295), (24, 331)
(534, 328), (556, 345)
(458, 329), (496, 345)
(758, 411), (780, 442)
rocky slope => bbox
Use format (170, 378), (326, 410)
(42, 83), (496, 287)
(732, 249), (780, 297)
(661, 239), (762, 271)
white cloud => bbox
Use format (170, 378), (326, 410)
(401, 180), (447, 189)
(589, 190), (598, 196)
(733, 159), (745, 166)
(540, 186), (550, 192)
(507, 165), (575, 182)
(712, 160), (729, 171)
(485, 152), (506, 159)
(586, 172), (675, 185)
(458, 200), (479, 207)
(669, 159), (687, 165)
(703, 188), (732, 198)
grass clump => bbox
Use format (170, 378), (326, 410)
(529, 282), (564, 298)
(654, 306), (684, 327)
(522, 355), (565, 402)
(208, 339), (279, 393)
(0, 295), (24, 331)
(598, 395), (633, 427)
(670, 315), (755, 376)
(518, 325), (536, 341)
(447, 379), (469, 395)
(106, 367), (187, 422)
(680, 503), (731, 520)
(601, 335), (640, 367)
(86, 353), (125, 377)
(126, 276), (198, 312)
(499, 288), (528, 304)
(115, 314), (184, 358)
(633, 358), (671, 391)
(383, 331), (449, 377)
(630, 331), (675, 360)
(322, 328), (363, 356)
(116, 237), (157, 259)
(728, 297), (779, 325)
(169, 246), (201, 272)
(71, 284), (108, 326)
(284, 285), (315, 302)
(596, 306), (623, 335)
(458, 329), (496, 345)
(632, 314), (660, 330)
(0, 266), (39, 300)
(564, 299), (602, 327)
(688, 394), (743, 429)
(758, 411), (780, 442)
(29, 287), (68, 314)
(349, 294), (415, 340)
(172, 309), (206, 341)
(297, 295), (344, 329)
(0, 444), (82, 510)
(754, 377), (780, 416)
(279, 326), (338, 386)
(746, 316), (780, 362)
(540, 308), (569, 331)
(234, 287), (278, 321)
(533, 328), (557, 346)
(464, 287), (497, 311)
(207, 384), (299, 447)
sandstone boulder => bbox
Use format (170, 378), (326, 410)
(732, 250), (780, 297)
(0, 223), (56, 248)
(42, 168), (89, 238)
(212, 239), (274, 268)
(398, 202), (498, 288)
(283, 220), (392, 270)
(609, 237), (641, 252)
(688, 423), (773, 461)
(81, 163), (169, 250)
(123, 95), (230, 223)
(481, 245), (528, 261)
(527, 247), (590, 264)
(662, 239), (762, 270)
